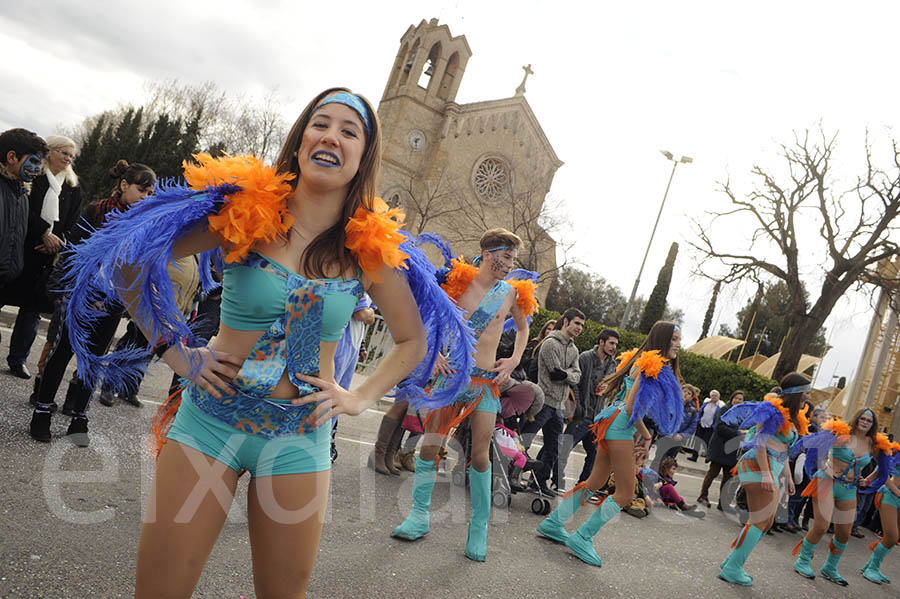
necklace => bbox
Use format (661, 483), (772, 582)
(290, 224), (309, 240)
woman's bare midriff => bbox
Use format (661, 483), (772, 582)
(207, 323), (338, 399)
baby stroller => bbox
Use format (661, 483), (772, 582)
(450, 383), (555, 515)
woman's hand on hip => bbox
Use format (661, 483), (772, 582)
(294, 374), (374, 428)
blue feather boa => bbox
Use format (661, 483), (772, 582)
(789, 429), (838, 477)
(63, 180), (476, 406)
(629, 364), (683, 435)
(390, 235), (475, 410)
(62, 181), (234, 393)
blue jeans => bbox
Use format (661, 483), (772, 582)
(854, 490), (875, 530)
(521, 404), (565, 487)
(6, 308), (41, 367)
(557, 418), (597, 485)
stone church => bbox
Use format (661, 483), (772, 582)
(375, 18), (562, 300)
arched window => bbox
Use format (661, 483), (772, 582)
(398, 38), (420, 86)
(387, 43), (408, 91)
(418, 42), (442, 89)
(437, 52), (459, 100)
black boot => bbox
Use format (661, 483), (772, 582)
(66, 416), (89, 447)
(66, 380), (93, 447)
(30, 408), (52, 442)
(29, 376), (58, 413)
(61, 377), (80, 416)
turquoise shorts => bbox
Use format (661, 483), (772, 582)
(877, 486), (900, 510)
(593, 402), (637, 441)
(736, 448), (786, 488)
(810, 469), (858, 502)
(167, 388), (332, 477)
(473, 384), (500, 414)
(432, 367), (500, 415)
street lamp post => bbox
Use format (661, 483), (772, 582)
(620, 150), (693, 328)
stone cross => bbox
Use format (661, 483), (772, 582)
(515, 64), (533, 96)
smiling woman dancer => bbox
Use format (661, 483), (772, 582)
(715, 373), (811, 586)
(790, 407), (893, 586)
(61, 88), (474, 598)
(536, 321), (684, 567)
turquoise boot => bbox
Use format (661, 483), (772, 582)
(537, 483), (592, 544)
(718, 525), (764, 586)
(391, 456), (437, 540)
(792, 538), (818, 579)
(820, 538), (848, 586)
(465, 465), (492, 561)
(861, 541), (893, 584)
(565, 496), (621, 567)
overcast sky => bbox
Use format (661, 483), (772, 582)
(3, 0), (895, 389)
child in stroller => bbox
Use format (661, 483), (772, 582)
(450, 380), (555, 515)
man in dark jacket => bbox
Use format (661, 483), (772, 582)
(697, 392), (747, 510)
(556, 328), (619, 487)
(521, 307), (584, 495)
(0, 129), (48, 358)
(0, 129), (47, 284)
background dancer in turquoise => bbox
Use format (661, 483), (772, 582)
(536, 321), (684, 567)
(792, 407), (889, 586)
(863, 442), (900, 584)
(717, 373), (810, 586)
(392, 228), (538, 562)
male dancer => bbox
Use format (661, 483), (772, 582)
(392, 228), (537, 561)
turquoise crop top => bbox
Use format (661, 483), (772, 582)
(831, 446), (872, 469)
(220, 252), (360, 342)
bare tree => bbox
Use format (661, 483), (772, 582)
(691, 127), (900, 380)
(392, 166), (466, 235)
(69, 79), (288, 164)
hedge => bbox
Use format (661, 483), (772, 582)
(528, 308), (776, 401)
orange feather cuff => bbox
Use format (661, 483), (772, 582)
(509, 279), (539, 317)
(441, 258), (478, 301)
(635, 350), (666, 378)
(184, 153), (294, 263)
(616, 348), (639, 371)
(344, 197), (409, 283)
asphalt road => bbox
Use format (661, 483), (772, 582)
(0, 307), (897, 598)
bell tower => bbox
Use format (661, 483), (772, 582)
(378, 19), (472, 188)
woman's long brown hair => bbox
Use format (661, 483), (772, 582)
(848, 408), (879, 444)
(274, 87), (383, 279)
(600, 321), (682, 399)
(778, 372), (810, 432)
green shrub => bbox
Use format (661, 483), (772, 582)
(528, 308), (775, 400)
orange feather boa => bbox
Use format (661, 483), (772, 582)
(183, 154), (408, 278)
(184, 153), (294, 263)
(344, 197), (409, 282)
(439, 259), (538, 316)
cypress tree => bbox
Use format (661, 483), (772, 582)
(699, 280), (721, 340)
(639, 242), (678, 334)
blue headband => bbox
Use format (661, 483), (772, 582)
(314, 91), (372, 134)
(781, 384), (811, 394)
(473, 245), (516, 266)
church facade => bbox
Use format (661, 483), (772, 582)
(376, 18), (563, 299)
